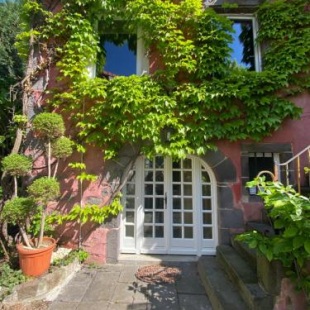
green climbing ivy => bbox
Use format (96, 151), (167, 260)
(16, 0), (309, 160)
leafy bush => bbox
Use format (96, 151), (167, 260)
(52, 136), (74, 159)
(32, 112), (65, 140)
(0, 263), (27, 301)
(1, 154), (32, 177)
(27, 177), (60, 206)
(52, 249), (89, 267)
(1, 197), (36, 225)
(236, 178), (310, 295)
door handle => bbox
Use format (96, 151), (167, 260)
(164, 192), (167, 209)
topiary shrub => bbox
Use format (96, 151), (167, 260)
(32, 112), (65, 140)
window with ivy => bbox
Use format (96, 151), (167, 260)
(101, 33), (137, 77)
(229, 17), (259, 71)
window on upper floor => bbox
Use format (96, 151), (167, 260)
(98, 31), (148, 78)
(101, 34), (137, 77)
(228, 17), (260, 71)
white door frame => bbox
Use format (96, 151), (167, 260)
(120, 155), (218, 255)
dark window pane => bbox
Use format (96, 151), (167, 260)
(126, 198), (135, 209)
(173, 227), (182, 238)
(155, 212), (164, 223)
(184, 212), (193, 224)
(155, 226), (164, 238)
(183, 158), (192, 169)
(173, 160), (181, 169)
(184, 184), (192, 196)
(202, 185), (211, 196)
(144, 198), (153, 209)
(144, 171), (153, 181)
(155, 171), (164, 182)
(155, 198), (164, 209)
(155, 156), (164, 168)
(183, 171), (192, 182)
(202, 199), (211, 210)
(203, 227), (213, 239)
(173, 171), (181, 182)
(145, 158), (153, 169)
(144, 226), (153, 238)
(126, 184), (135, 195)
(173, 198), (181, 209)
(145, 184), (153, 195)
(201, 170), (210, 182)
(184, 198), (192, 210)
(126, 225), (134, 237)
(173, 184), (181, 195)
(184, 227), (193, 239)
(173, 212), (182, 224)
(155, 184), (164, 195)
(249, 154), (274, 181)
(203, 213), (212, 224)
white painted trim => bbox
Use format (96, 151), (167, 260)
(225, 14), (262, 72)
(120, 155), (218, 256)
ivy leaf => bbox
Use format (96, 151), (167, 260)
(283, 225), (298, 238)
(304, 240), (310, 254)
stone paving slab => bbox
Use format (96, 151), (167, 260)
(48, 261), (213, 310)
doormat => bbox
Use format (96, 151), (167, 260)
(135, 265), (182, 284)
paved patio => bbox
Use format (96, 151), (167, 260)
(48, 258), (213, 310)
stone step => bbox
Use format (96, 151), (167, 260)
(198, 256), (248, 310)
(231, 237), (257, 272)
(217, 245), (274, 310)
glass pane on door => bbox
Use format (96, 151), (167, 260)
(143, 157), (165, 239)
(201, 165), (213, 240)
(171, 158), (194, 240)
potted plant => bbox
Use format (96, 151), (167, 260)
(0, 112), (73, 276)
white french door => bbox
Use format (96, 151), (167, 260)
(121, 156), (217, 255)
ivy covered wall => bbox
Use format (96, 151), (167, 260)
(14, 0), (310, 262)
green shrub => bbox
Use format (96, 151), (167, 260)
(52, 136), (74, 159)
(1, 197), (36, 224)
(32, 112), (65, 140)
(28, 177), (60, 206)
(1, 154), (32, 177)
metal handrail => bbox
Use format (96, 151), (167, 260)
(274, 145), (310, 193)
(274, 145), (310, 167)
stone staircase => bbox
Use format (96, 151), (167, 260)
(198, 240), (276, 310)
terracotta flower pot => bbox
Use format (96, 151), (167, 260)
(16, 237), (56, 277)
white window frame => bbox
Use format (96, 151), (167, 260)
(225, 14), (262, 72)
(87, 28), (148, 78)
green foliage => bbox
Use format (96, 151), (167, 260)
(27, 209), (55, 238)
(236, 178), (310, 294)
(1, 197), (36, 225)
(0, 263), (27, 301)
(50, 195), (123, 225)
(257, 0), (310, 92)
(29, 0), (304, 160)
(27, 177), (60, 206)
(52, 136), (74, 159)
(52, 249), (89, 267)
(0, 0), (24, 157)
(1, 153), (32, 177)
(32, 112), (65, 141)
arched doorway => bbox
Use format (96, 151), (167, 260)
(120, 156), (218, 255)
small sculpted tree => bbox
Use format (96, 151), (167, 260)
(1, 112), (73, 248)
